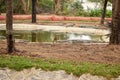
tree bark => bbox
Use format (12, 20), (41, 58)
(100, 0), (108, 25)
(110, 0), (120, 44)
(21, 0), (30, 14)
(32, 0), (37, 23)
(6, 0), (15, 53)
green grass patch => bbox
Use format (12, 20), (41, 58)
(0, 55), (120, 78)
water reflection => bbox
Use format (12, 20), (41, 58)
(67, 33), (91, 40)
(0, 30), (106, 43)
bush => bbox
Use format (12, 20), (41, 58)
(88, 9), (102, 17)
(83, 9), (112, 18)
(106, 10), (112, 18)
(0, 0), (25, 14)
(37, 0), (54, 13)
(0, 0), (6, 13)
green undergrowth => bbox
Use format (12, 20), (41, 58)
(0, 55), (120, 78)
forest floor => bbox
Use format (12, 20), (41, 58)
(0, 41), (120, 64)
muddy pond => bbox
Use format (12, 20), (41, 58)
(0, 30), (108, 43)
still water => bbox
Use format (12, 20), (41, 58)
(0, 30), (104, 43)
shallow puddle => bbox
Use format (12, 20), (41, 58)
(0, 30), (107, 43)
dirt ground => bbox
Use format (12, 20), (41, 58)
(0, 40), (120, 64)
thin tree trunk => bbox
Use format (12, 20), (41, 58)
(32, 0), (37, 23)
(21, 0), (30, 14)
(54, 0), (58, 14)
(110, 0), (120, 44)
(61, 0), (64, 13)
(100, 0), (108, 25)
(54, 0), (62, 15)
(6, 0), (15, 53)
(27, 0), (30, 11)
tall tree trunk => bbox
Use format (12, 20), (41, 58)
(32, 0), (37, 23)
(110, 0), (120, 44)
(6, 0), (15, 53)
(100, 0), (108, 25)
